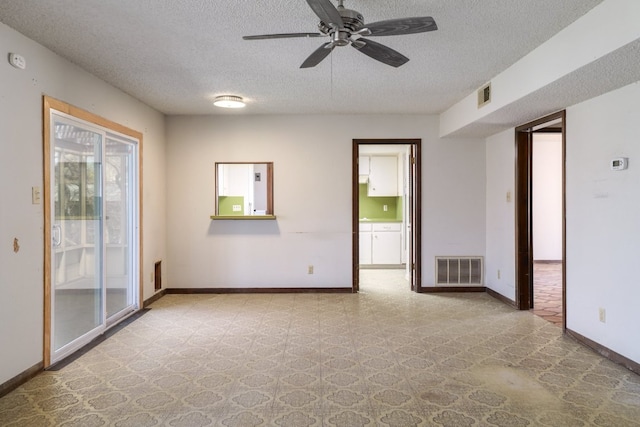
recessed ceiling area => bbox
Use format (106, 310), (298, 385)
(0, 0), (604, 116)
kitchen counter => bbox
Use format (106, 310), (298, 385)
(359, 218), (402, 223)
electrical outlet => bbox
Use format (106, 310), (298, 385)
(308, 265), (314, 274)
(383, 204), (388, 212)
(150, 272), (154, 283)
(232, 205), (241, 212)
(497, 269), (501, 279)
(598, 307), (606, 323)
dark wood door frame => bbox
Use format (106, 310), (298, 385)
(353, 139), (422, 292)
(515, 111), (566, 329)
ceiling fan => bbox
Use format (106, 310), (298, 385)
(242, 0), (437, 68)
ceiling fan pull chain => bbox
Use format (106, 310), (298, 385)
(330, 51), (334, 101)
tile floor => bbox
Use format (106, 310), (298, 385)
(532, 262), (563, 326)
(1, 269), (639, 426)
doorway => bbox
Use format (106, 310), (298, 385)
(515, 111), (565, 328)
(43, 97), (142, 366)
(352, 139), (421, 293)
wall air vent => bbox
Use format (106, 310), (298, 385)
(477, 82), (491, 108)
(436, 257), (483, 285)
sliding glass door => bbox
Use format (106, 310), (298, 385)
(51, 117), (103, 356)
(48, 110), (139, 364)
(105, 134), (137, 322)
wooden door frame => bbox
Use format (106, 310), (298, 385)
(352, 139), (422, 292)
(514, 111), (566, 329)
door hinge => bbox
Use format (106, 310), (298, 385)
(410, 156), (416, 165)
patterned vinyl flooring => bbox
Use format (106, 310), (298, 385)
(1, 270), (639, 426)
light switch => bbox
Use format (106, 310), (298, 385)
(32, 186), (41, 204)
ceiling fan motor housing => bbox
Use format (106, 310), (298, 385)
(318, 7), (364, 33)
(338, 7), (364, 31)
(318, 6), (364, 46)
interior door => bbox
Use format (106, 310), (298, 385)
(515, 111), (566, 328)
(408, 145), (416, 290)
(353, 139), (421, 292)
(515, 129), (534, 310)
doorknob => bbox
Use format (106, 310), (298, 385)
(52, 225), (61, 247)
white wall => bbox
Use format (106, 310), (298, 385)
(533, 133), (563, 260)
(566, 82), (640, 363)
(166, 115), (485, 289)
(485, 128), (516, 300)
(0, 23), (167, 385)
(484, 82), (640, 364)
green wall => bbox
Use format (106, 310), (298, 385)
(358, 184), (402, 220)
(218, 196), (244, 216)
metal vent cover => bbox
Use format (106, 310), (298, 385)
(477, 82), (491, 108)
(436, 256), (483, 285)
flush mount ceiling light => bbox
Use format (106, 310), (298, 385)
(213, 95), (246, 109)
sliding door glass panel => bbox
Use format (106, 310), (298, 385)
(52, 117), (103, 356)
(105, 134), (137, 320)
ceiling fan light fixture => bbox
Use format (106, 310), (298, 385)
(213, 95), (246, 109)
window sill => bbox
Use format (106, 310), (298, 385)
(210, 215), (277, 220)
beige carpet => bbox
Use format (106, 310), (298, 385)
(1, 270), (639, 426)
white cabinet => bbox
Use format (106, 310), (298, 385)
(217, 163), (250, 197)
(358, 156), (370, 175)
(359, 223), (372, 264)
(358, 156), (370, 184)
(360, 222), (402, 265)
(368, 155), (398, 197)
(372, 223), (402, 264)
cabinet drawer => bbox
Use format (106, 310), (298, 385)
(359, 223), (373, 232)
(373, 223), (401, 232)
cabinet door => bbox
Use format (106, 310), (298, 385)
(368, 155), (398, 196)
(358, 156), (370, 175)
(372, 231), (401, 264)
(218, 166), (227, 196)
(359, 231), (372, 264)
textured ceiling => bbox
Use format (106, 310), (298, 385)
(0, 0), (604, 116)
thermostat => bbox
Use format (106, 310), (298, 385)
(610, 157), (628, 171)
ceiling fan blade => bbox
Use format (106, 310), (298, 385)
(366, 17), (437, 36)
(243, 33), (324, 40)
(306, 0), (344, 28)
(352, 38), (409, 68)
(300, 42), (335, 68)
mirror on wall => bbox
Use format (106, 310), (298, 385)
(214, 162), (274, 218)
